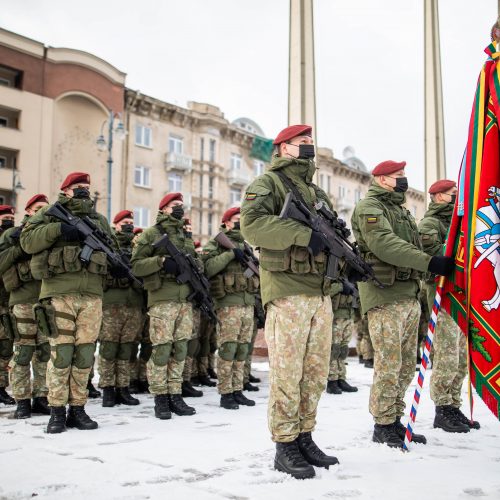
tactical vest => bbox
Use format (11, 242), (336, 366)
(3, 257), (35, 293)
(331, 292), (353, 311)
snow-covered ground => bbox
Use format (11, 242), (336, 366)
(1, 358), (499, 500)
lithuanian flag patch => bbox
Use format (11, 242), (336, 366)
(366, 216), (378, 223)
(245, 193), (257, 201)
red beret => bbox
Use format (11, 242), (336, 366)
(222, 206), (240, 223)
(194, 240), (201, 248)
(60, 172), (90, 190)
(133, 227), (143, 235)
(113, 209), (133, 224)
(273, 124), (312, 145)
(25, 194), (48, 211)
(0, 205), (14, 216)
(372, 160), (407, 176)
(428, 179), (457, 194)
(159, 192), (183, 210)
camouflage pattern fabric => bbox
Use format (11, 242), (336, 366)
(367, 298), (420, 425)
(452, 333), (468, 408)
(0, 320), (13, 388)
(216, 305), (254, 394)
(9, 302), (49, 400)
(130, 315), (150, 382)
(266, 295), (332, 443)
(98, 304), (144, 388)
(355, 312), (373, 360)
(328, 317), (354, 381)
(47, 294), (102, 407)
(147, 301), (193, 395)
(182, 309), (201, 382)
(244, 320), (259, 384)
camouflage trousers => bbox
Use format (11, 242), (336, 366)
(130, 316), (151, 383)
(430, 310), (468, 407)
(147, 301), (193, 395)
(266, 295), (332, 443)
(193, 316), (216, 378)
(356, 314), (373, 360)
(328, 317), (354, 381)
(367, 298), (420, 425)
(47, 294), (102, 407)
(243, 321), (259, 384)
(9, 303), (49, 400)
(183, 309), (201, 382)
(0, 320), (13, 388)
(216, 305), (254, 394)
(98, 304), (144, 388)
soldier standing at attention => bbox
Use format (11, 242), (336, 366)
(351, 160), (454, 448)
(98, 210), (143, 407)
(241, 125), (338, 480)
(20, 172), (113, 433)
(131, 193), (197, 420)
(0, 195), (50, 418)
(418, 179), (479, 432)
(203, 207), (258, 409)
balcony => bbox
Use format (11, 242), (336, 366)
(227, 171), (250, 187)
(164, 152), (192, 172)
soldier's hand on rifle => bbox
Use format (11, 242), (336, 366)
(9, 227), (22, 241)
(347, 267), (366, 284)
(341, 280), (357, 296)
(163, 257), (179, 275)
(428, 255), (454, 277)
(60, 223), (83, 242)
(110, 265), (129, 279)
(233, 248), (246, 264)
(307, 230), (326, 256)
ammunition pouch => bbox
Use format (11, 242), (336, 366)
(32, 301), (69, 339)
(142, 272), (162, 292)
(0, 313), (16, 341)
(260, 245), (326, 275)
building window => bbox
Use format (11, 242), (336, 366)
(326, 176), (331, 195)
(168, 134), (183, 154)
(0, 157), (6, 168)
(230, 153), (242, 171)
(0, 65), (23, 88)
(0, 117), (7, 128)
(199, 173), (204, 197)
(338, 185), (346, 199)
(168, 173), (183, 192)
(319, 174), (325, 189)
(209, 139), (216, 162)
(354, 188), (362, 203)
(133, 207), (150, 228)
(411, 205), (417, 217)
(208, 213), (213, 235)
(0, 78), (9, 87)
(253, 160), (265, 177)
(208, 176), (214, 199)
(135, 124), (152, 148)
(200, 138), (205, 161)
(134, 165), (151, 188)
(230, 188), (242, 205)
(199, 212), (203, 234)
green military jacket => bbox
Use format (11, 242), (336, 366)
(19, 194), (113, 300)
(351, 183), (431, 314)
(418, 202), (453, 307)
(202, 226), (258, 309)
(0, 216), (41, 306)
(131, 212), (200, 308)
(240, 156), (333, 306)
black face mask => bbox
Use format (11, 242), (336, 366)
(121, 224), (134, 233)
(232, 221), (240, 231)
(298, 144), (315, 160)
(72, 187), (91, 199)
(393, 177), (409, 193)
(171, 205), (185, 220)
(1, 220), (14, 230)
(449, 194), (457, 205)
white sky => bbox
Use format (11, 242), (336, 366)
(1, 0), (498, 191)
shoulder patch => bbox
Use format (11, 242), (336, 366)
(366, 216), (378, 224)
(245, 193), (257, 201)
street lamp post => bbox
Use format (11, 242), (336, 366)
(11, 167), (25, 210)
(96, 110), (125, 221)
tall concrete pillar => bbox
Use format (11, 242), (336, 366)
(424, 0), (446, 192)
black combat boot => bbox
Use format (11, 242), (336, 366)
(138, 380), (149, 393)
(14, 399), (31, 419)
(364, 359), (374, 368)
(168, 394), (196, 416)
(116, 387), (140, 405)
(182, 381), (203, 398)
(32, 396), (50, 415)
(450, 406), (480, 430)
(102, 386), (116, 407)
(358, 355), (364, 364)
(274, 440), (316, 479)
(233, 390), (255, 406)
(154, 394), (171, 420)
(296, 432), (339, 469)
(248, 373), (261, 383)
(66, 406), (98, 430)
(207, 367), (218, 379)
(0, 387), (15, 405)
(394, 417), (427, 444)
(46, 406), (67, 434)
(87, 381), (101, 399)
(197, 375), (216, 387)
(434, 405), (470, 433)
(220, 393), (239, 410)
(243, 381), (259, 392)
(326, 380), (342, 394)
(129, 379), (140, 394)
(372, 422), (404, 448)
(337, 380), (358, 392)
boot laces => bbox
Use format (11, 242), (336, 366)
(283, 443), (308, 466)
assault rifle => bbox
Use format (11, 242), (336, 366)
(152, 234), (219, 324)
(214, 232), (260, 278)
(46, 202), (142, 287)
(254, 293), (266, 329)
(279, 192), (383, 287)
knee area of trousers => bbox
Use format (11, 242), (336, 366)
(339, 344), (349, 360)
(37, 342), (51, 363)
(235, 342), (249, 362)
(172, 339), (188, 362)
(218, 342), (238, 361)
(140, 342), (153, 361)
(187, 338), (199, 357)
(52, 343), (74, 369)
(151, 343), (172, 366)
(117, 342), (134, 361)
(73, 343), (96, 369)
(330, 343), (342, 358)
(100, 341), (119, 361)
(0, 338), (13, 359)
(14, 344), (35, 366)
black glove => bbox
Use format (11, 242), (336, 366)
(428, 255), (454, 277)
(60, 223), (82, 242)
(110, 266), (129, 279)
(308, 231), (326, 256)
(347, 268), (366, 283)
(341, 280), (357, 296)
(9, 227), (22, 241)
(233, 248), (246, 264)
(163, 257), (179, 275)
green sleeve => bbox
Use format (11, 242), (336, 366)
(240, 178), (311, 250)
(19, 206), (62, 255)
(0, 230), (22, 274)
(202, 241), (235, 278)
(131, 231), (163, 277)
(418, 217), (443, 257)
(330, 281), (343, 297)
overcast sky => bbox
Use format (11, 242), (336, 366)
(1, 0), (498, 191)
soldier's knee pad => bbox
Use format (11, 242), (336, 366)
(173, 339), (188, 362)
(100, 341), (119, 361)
(0, 338), (13, 359)
(130, 342), (139, 360)
(52, 343), (74, 369)
(187, 338), (199, 358)
(140, 342), (153, 361)
(37, 342), (51, 363)
(74, 343), (96, 369)
(218, 342), (238, 361)
(14, 344), (35, 366)
(330, 343), (342, 359)
(151, 343), (172, 367)
(235, 342), (249, 362)
(117, 342), (133, 361)
(339, 344), (349, 360)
